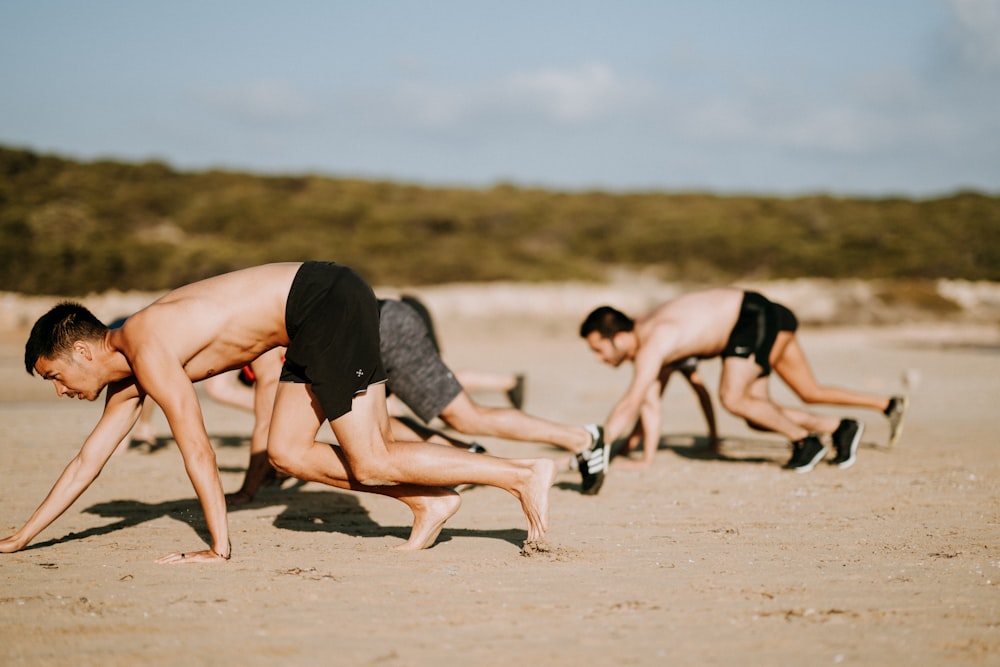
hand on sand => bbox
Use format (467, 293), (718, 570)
(611, 457), (652, 471)
(0, 535), (28, 553)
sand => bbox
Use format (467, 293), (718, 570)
(1, 293), (999, 666)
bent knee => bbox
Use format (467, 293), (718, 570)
(719, 393), (749, 418)
(268, 451), (297, 476)
(439, 403), (487, 434)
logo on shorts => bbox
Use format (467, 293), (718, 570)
(356, 369), (364, 377)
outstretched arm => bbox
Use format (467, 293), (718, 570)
(603, 325), (683, 444)
(130, 344), (230, 564)
(614, 374), (667, 470)
(0, 383), (143, 553)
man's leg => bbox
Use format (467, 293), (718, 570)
(771, 333), (889, 411)
(324, 384), (555, 543)
(437, 392), (605, 494)
(719, 358), (838, 471)
(265, 381), (461, 550)
(438, 392), (593, 455)
(769, 332), (877, 465)
(269, 381), (555, 543)
(390, 415), (484, 452)
(718, 358), (817, 440)
(743, 374), (840, 435)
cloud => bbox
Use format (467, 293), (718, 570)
(949, 0), (1000, 71)
(197, 79), (316, 124)
(499, 62), (639, 123)
(389, 62), (652, 128)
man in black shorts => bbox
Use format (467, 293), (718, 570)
(4, 262), (556, 563)
(580, 288), (907, 474)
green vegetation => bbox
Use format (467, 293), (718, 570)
(1, 145), (997, 295)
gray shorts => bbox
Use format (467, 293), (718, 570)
(378, 299), (462, 422)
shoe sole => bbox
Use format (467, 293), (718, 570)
(887, 396), (908, 449)
(794, 446), (828, 473)
(834, 423), (865, 469)
(581, 473), (605, 496)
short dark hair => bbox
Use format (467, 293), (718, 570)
(24, 302), (108, 375)
(579, 306), (634, 339)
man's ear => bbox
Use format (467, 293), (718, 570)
(72, 340), (94, 361)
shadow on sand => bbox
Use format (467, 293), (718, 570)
(552, 432), (885, 493)
(24, 481), (526, 553)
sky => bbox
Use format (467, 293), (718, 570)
(1, 1), (998, 196)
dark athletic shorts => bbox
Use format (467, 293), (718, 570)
(720, 291), (798, 377)
(281, 262), (387, 421)
(378, 298), (462, 422)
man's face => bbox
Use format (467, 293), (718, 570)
(34, 346), (104, 401)
(585, 331), (628, 367)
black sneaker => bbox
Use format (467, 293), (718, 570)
(578, 424), (608, 495)
(830, 419), (864, 469)
(884, 395), (907, 448)
(506, 374), (526, 410)
(783, 435), (827, 473)
(783, 438), (807, 468)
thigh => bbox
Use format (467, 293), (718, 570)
(328, 382), (395, 467)
(266, 381), (325, 455)
(771, 334), (820, 395)
(719, 356), (764, 402)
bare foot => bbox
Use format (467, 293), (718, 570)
(521, 539), (551, 556)
(394, 489), (462, 551)
(513, 458), (557, 543)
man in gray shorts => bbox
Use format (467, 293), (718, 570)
(378, 298), (607, 493)
(229, 296), (608, 502)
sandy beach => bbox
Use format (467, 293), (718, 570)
(1, 283), (999, 666)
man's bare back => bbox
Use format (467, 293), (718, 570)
(114, 262), (301, 383)
(633, 288), (745, 365)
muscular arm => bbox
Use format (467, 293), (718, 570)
(615, 373), (667, 470)
(604, 325), (683, 444)
(0, 382), (143, 553)
(129, 341), (230, 564)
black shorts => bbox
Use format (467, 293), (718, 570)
(720, 292), (798, 377)
(378, 299), (462, 422)
(281, 262), (387, 421)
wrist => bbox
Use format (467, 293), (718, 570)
(213, 540), (232, 560)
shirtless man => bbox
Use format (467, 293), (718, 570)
(580, 289), (907, 474)
(1, 262), (555, 563)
